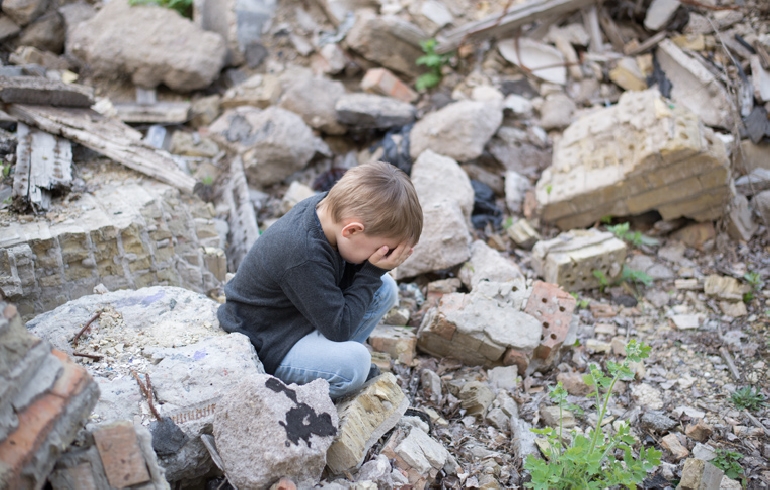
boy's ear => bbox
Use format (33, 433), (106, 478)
(340, 221), (365, 237)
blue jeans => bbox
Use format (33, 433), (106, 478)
(274, 274), (399, 399)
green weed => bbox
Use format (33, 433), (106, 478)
(415, 39), (451, 91)
(743, 271), (764, 303)
(606, 222), (660, 248)
(570, 292), (590, 309)
(712, 449), (744, 480)
(621, 265), (653, 287)
(593, 270), (609, 293)
(1, 160), (10, 178)
(524, 340), (661, 489)
(129, 0), (192, 18)
(731, 386), (766, 412)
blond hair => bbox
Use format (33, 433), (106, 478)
(320, 161), (423, 245)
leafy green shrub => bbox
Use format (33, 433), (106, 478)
(712, 449), (744, 480)
(129, 0), (192, 18)
(415, 39), (451, 91)
(524, 340), (661, 489)
(731, 386), (767, 411)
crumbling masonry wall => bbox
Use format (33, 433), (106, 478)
(0, 181), (226, 318)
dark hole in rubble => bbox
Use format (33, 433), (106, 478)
(543, 322), (550, 329)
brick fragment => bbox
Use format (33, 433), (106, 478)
(361, 68), (418, 103)
(524, 281), (576, 362)
(92, 421), (151, 488)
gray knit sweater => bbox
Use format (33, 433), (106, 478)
(217, 193), (387, 374)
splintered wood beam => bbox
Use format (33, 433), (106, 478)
(223, 156), (260, 271)
(0, 76), (94, 107)
(8, 104), (199, 195)
(12, 122), (72, 211)
(436, 0), (603, 53)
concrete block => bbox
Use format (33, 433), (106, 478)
(677, 458), (724, 490)
(368, 325), (417, 365)
(361, 68), (418, 103)
(532, 229), (627, 292)
(524, 281), (576, 362)
(326, 373), (409, 475)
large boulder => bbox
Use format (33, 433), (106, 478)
(66, 0), (226, 91)
(410, 100), (503, 162)
(26, 286), (265, 484)
(346, 11), (426, 77)
(209, 106), (330, 187)
(214, 375), (338, 488)
(395, 150), (473, 279)
(278, 68), (347, 135)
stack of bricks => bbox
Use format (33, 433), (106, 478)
(0, 179), (226, 319)
(535, 88), (733, 229)
(0, 301), (100, 489)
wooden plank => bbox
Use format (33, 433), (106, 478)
(223, 156), (259, 270)
(114, 102), (191, 124)
(8, 104), (199, 195)
(12, 122), (72, 211)
(436, 0), (602, 53)
(0, 76), (94, 107)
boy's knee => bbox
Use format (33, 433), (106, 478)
(329, 343), (371, 398)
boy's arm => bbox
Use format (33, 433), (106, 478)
(280, 259), (386, 342)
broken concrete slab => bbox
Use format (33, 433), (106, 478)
(361, 67), (418, 103)
(532, 229), (627, 292)
(1, 179), (225, 318)
(656, 39), (734, 129)
(67, 0), (226, 91)
(535, 89), (732, 229)
(279, 68), (347, 135)
(114, 102), (192, 125)
(27, 286), (265, 483)
(335, 93), (416, 129)
(209, 106), (329, 187)
(12, 122), (72, 212)
(346, 11), (426, 78)
(410, 100), (503, 162)
(458, 239), (524, 290)
(214, 375), (337, 489)
(380, 425), (454, 488)
(8, 104), (199, 195)
(498, 37), (567, 85)
(0, 75), (94, 107)
(0, 302), (100, 490)
(368, 325), (417, 365)
(395, 150), (473, 279)
(221, 73), (282, 109)
(507, 219), (541, 250)
(326, 373), (409, 474)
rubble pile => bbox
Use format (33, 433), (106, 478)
(0, 0), (769, 487)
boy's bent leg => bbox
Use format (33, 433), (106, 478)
(274, 331), (371, 399)
(350, 273), (399, 344)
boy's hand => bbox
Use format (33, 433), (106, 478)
(368, 242), (413, 271)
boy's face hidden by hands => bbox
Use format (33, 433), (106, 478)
(337, 221), (413, 269)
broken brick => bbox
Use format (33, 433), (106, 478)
(361, 68), (418, 103)
(92, 420), (151, 488)
(524, 281), (576, 362)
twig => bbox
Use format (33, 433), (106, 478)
(72, 311), (101, 347)
(719, 346), (741, 381)
(130, 369), (162, 420)
(72, 352), (103, 360)
(743, 410), (770, 437)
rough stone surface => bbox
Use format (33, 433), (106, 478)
(753, 190), (770, 228)
(556, 371), (592, 396)
(418, 281), (541, 367)
(644, 0), (681, 30)
(66, 0), (226, 91)
(346, 11), (425, 77)
(458, 240), (524, 290)
(540, 405), (576, 428)
(17, 10), (65, 53)
(532, 229), (628, 291)
(395, 150), (473, 279)
(540, 93), (575, 130)
(214, 375), (337, 489)
(0, 15), (21, 41)
(380, 425), (452, 488)
(221, 73), (281, 109)
(1, 179), (225, 320)
(1, 0), (48, 26)
(279, 181), (317, 216)
(725, 194), (757, 242)
(279, 69), (347, 135)
(410, 100), (503, 162)
(536, 89), (732, 229)
(368, 325), (417, 365)
(27, 286), (265, 483)
(209, 106), (329, 187)
(656, 39), (734, 129)
(458, 381), (494, 416)
(504, 170), (532, 215)
(335, 93), (416, 129)
(326, 373), (409, 474)
(678, 458), (724, 490)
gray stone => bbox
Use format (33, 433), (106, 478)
(503, 94), (533, 117)
(214, 375), (337, 489)
(644, 0), (681, 30)
(725, 194), (757, 241)
(627, 254), (674, 280)
(540, 93), (575, 130)
(355, 454), (409, 488)
(511, 417), (538, 460)
(736, 139), (770, 173)
(335, 93), (416, 129)
(678, 458), (724, 490)
(208, 106), (329, 187)
(66, 0), (226, 91)
(458, 381), (494, 416)
(640, 411), (677, 432)
(458, 240), (524, 291)
(17, 10), (65, 53)
(753, 190), (770, 228)
(1, 0), (48, 26)
(693, 443), (718, 461)
(346, 11), (426, 77)
(410, 100), (503, 162)
(27, 286), (265, 483)
(541, 405), (576, 428)
(0, 15), (21, 41)
(487, 365), (518, 393)
(57, 1), (95, 37)
(11, 352), (62, 412)
(735, 168), (770, 197)
(393, 425), (450, 475)
(488, 127), (552, 181)
(279, 68), (347, 135)
(395, 150), (473, 279)
(504, 170), (531, 214)
(420, 368), (442, 404)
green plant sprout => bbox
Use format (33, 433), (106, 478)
(712, 449), (744, 481)
(129, 0), (192, 18)
(524, 340), (661, 489)
(593, 270), (609, 293)
(570, 292), (590, 309)
(415, 39), (451, 91)
(730, 386), (766, 411)
(621, 265), (653, 287)
(503, 216), (514, 229)
(743, 271), (764, 303)
(606, 222), (660, 248)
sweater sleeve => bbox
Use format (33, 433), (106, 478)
(280, 259), (386, 342)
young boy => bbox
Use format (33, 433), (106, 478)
(217, 161), (423, 399)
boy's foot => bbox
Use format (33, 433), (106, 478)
(365, 363), (380, 381)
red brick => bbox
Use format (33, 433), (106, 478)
(50, 350), (90, 398)
(361, 68), (418, 103)
(524, 281), (576, 361)
(93, 421), (150, 488)
(502, 348), (529, 374)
